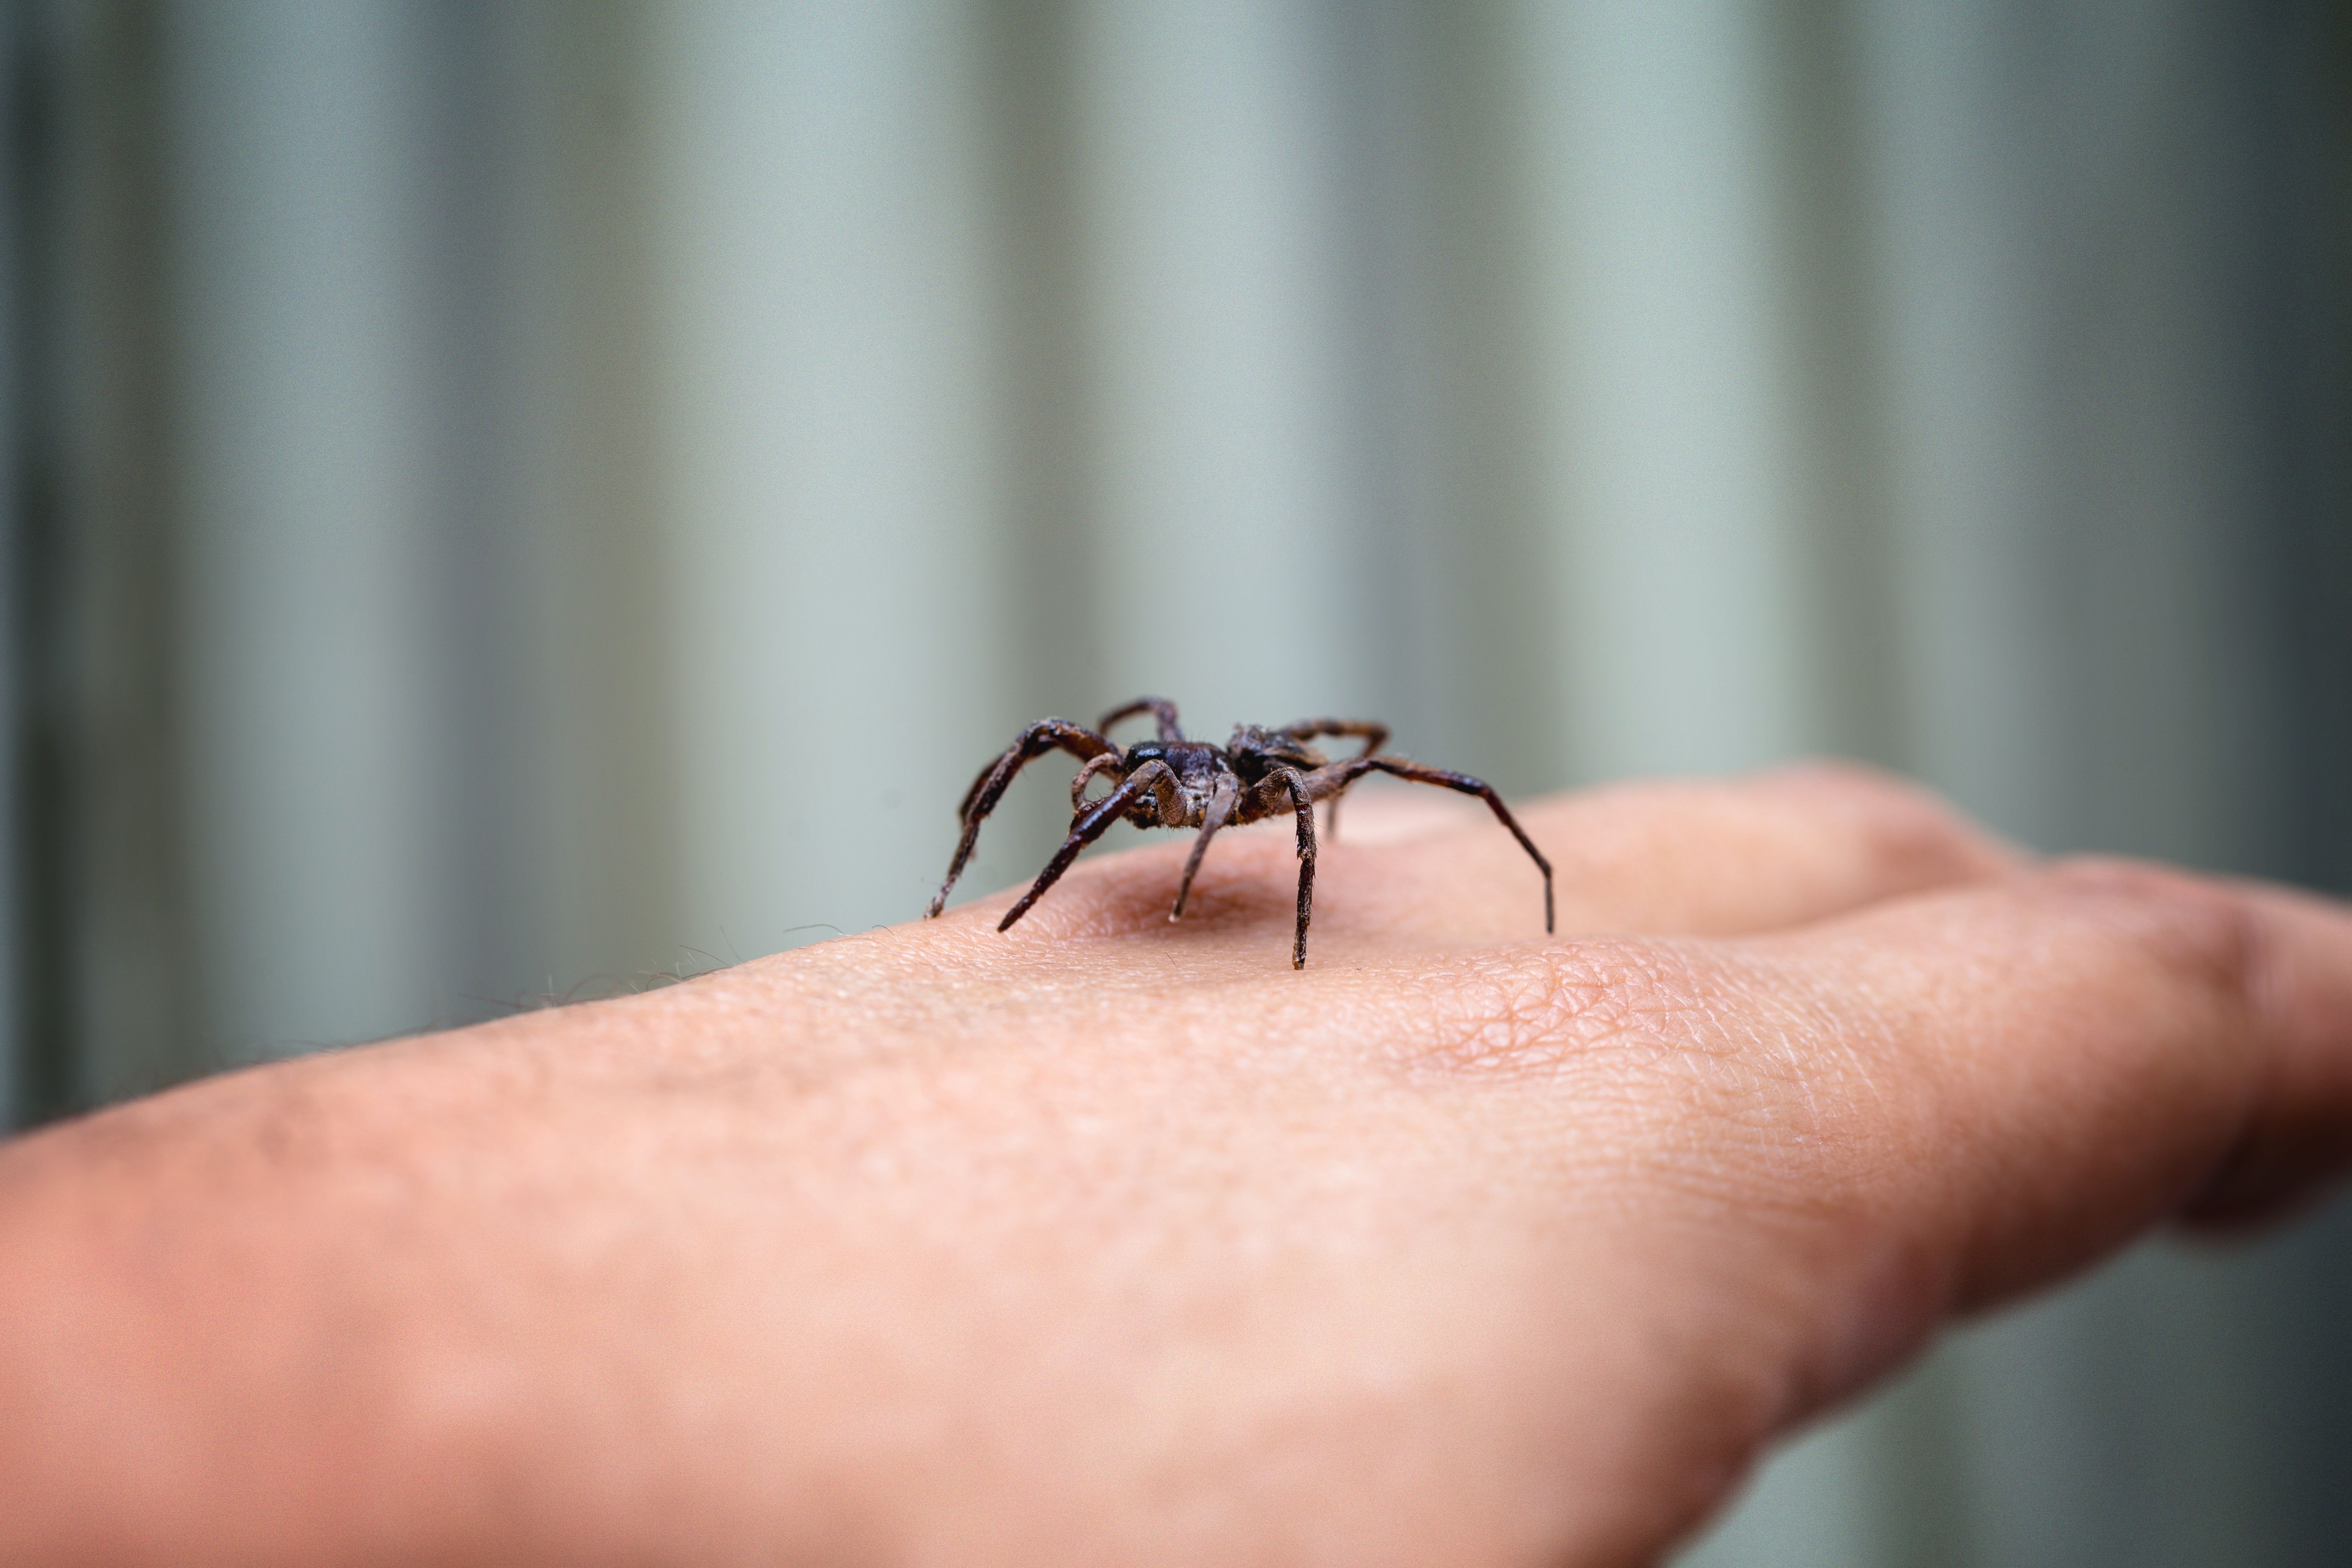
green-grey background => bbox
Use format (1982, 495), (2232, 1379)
(4, 3), (2346, 1562)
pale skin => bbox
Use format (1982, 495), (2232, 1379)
(3, 765), (2351, 1566)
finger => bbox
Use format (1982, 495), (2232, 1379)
(1709, 859), (2352, 1327)
(938, 762), (2023, 963)
(2177, 878), (2352, 1226)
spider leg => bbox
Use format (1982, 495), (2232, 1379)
(1320, 756), (1553, 934)
(1276, 717), (1389, 758)
(1097, 695), (1184, 742)
(1069, 752), (1127, 815)
(1087, 760), (1180, 833)
(1276, 719), (1387, 840)
(929, 719), (1118, 918)
(1169, 775), (1241, 921)
(955, 719), (1114, 821)
(999, 760), (1178, 933)
(1244, 766), (1318, 968)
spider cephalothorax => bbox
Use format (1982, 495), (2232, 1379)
(926, 696), (1553, 968)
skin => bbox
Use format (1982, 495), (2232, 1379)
(2, 763), (2349, 1566)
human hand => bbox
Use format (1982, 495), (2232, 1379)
(3, 765), (2347, 1566)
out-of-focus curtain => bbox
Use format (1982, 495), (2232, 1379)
(5, 3), (2346, 1562)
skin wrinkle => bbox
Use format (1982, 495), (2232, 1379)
(1381, 944), (1707, 1082)
(1700, 953), (1895, 1145)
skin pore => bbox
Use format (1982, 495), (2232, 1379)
(2, 764), (2349, 1566)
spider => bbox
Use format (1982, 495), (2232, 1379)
(925, 696), (1553, 968)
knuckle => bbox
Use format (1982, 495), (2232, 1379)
(2028, 856), (2261, 1005)
(1762, 760), (2015, 879)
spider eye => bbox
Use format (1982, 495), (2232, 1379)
(1126, 742), (1164, 765)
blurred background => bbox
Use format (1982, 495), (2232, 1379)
(2, 0), (2346, 1561)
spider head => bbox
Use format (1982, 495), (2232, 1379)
(1123, 740), (1167, 768)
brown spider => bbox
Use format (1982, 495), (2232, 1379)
(925, 696), (1553, 968)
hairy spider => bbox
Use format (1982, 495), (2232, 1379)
(925, 696), (1554, 968)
